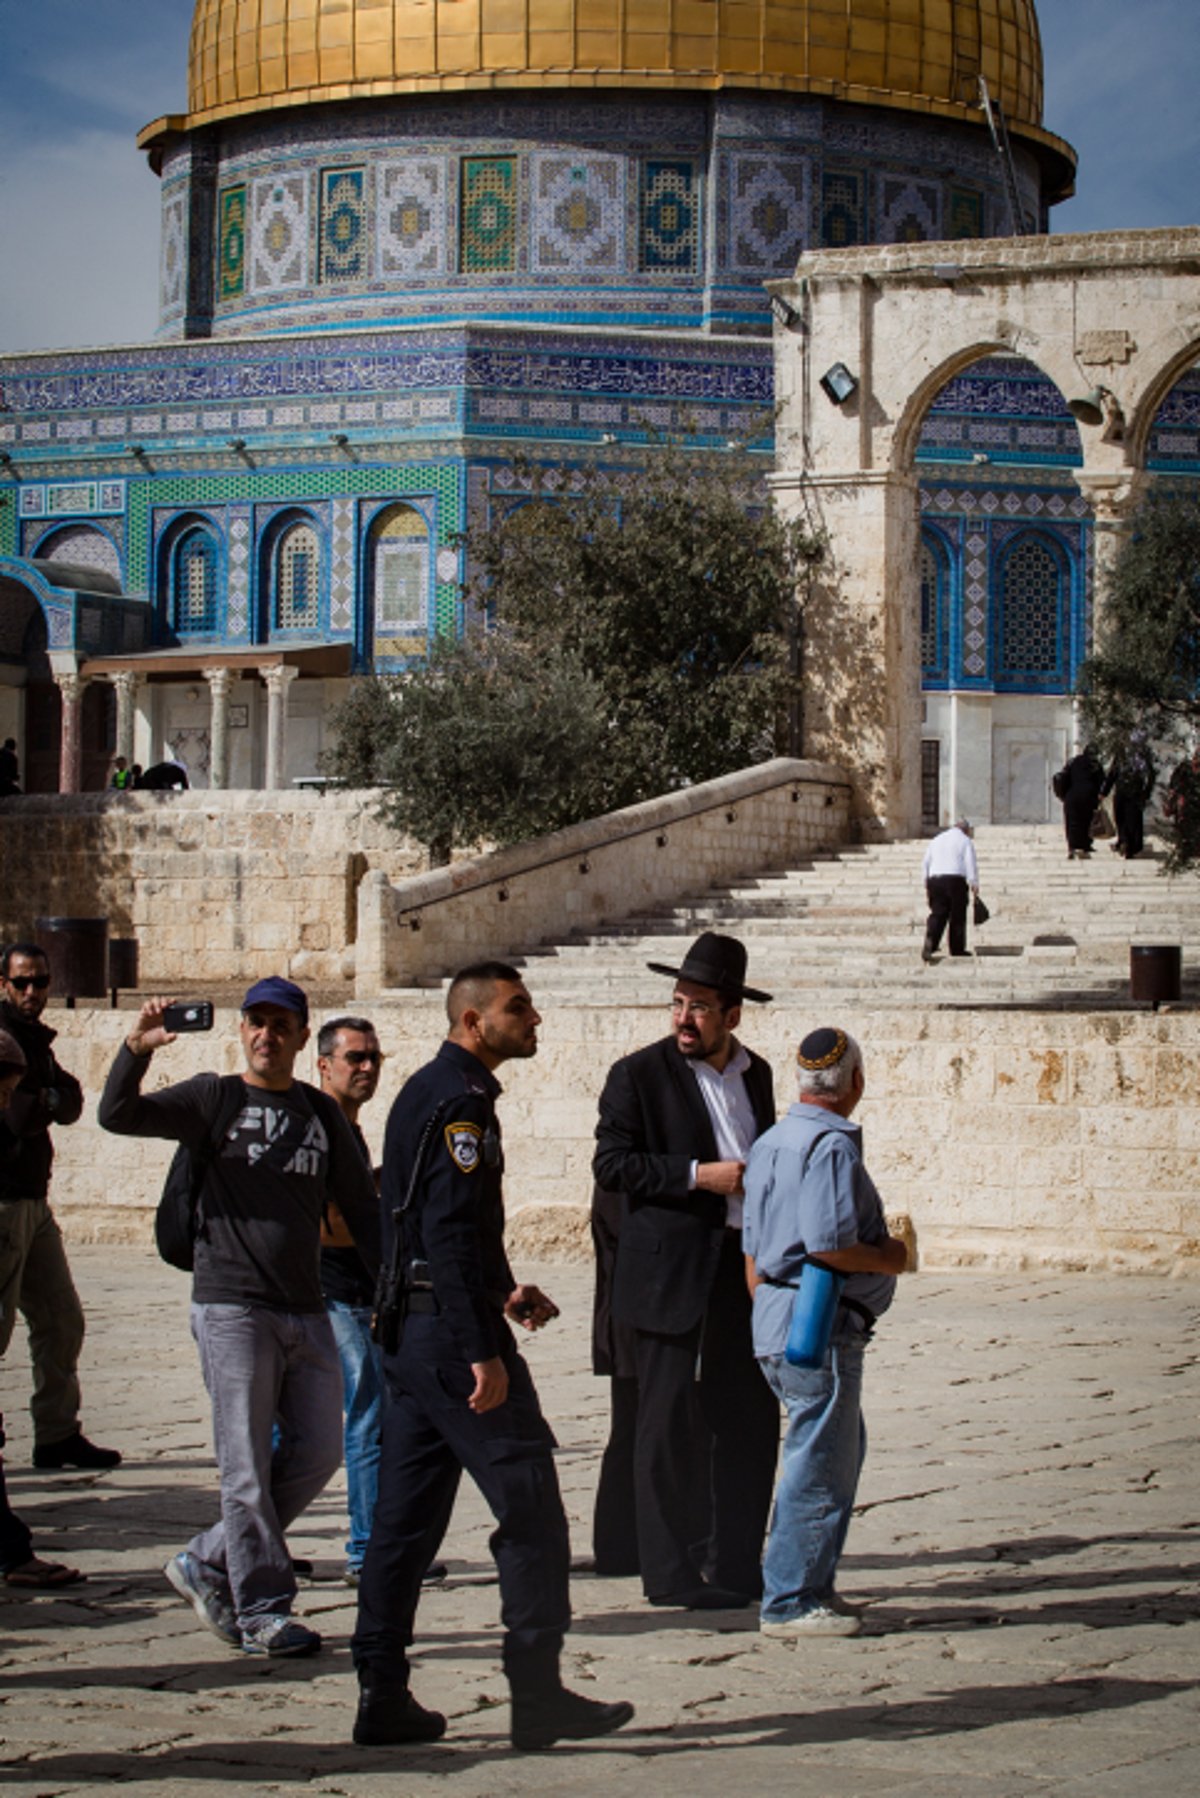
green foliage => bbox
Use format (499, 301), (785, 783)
(1078, 493), (1200, 871)
(325, 442), (821, 855)
(323, 630), (610, 854)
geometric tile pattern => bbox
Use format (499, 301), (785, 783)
(729, 155), (808, 272)
(532, 155), (621, 273)
(1147, 365), (1200, 473)
(640, 160), (698, 272)
(37, 523), (122, 582)
(372, 503), (430, 654)
(275, 520), (322, 629)
(919, 530), (949, 682)
(878, 174), (940, 244)
(173, 525), (221, 634)
(330, 497), (355, 633)
(963, 529), (989, 678)
(252, 173), (309, 292)
(378, 159), (445, 276)
(160, 188), (188, 317)
(226, 506), (252, 637)
(320, 167), (367, 283)
(821, 169), (864, 247)
(461, 157), (517, 273)
(997, 533), (1061, 682)
(948, 187), (984, 240)
(219, 185), (247, 301)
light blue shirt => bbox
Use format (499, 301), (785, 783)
(742, 1103), (897, 1359)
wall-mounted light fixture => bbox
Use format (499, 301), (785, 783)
(128, 443), (150, 466)
(228, 436), (255, 467)
(329, 432), (356, 461)
(769, 293), (805, 333)
(819, 362), (859, 406)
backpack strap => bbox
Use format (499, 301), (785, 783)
(190, 1074), (248, 1244)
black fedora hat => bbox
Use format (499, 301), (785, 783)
(647, 932), (773, 1004)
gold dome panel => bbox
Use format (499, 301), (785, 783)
(184, 1), (1050, 131)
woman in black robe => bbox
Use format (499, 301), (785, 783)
(1056, 745), (1105, 859)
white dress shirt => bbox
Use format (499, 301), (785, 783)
(922, 825), (979, 887)
(687, 1041), (757, 1230)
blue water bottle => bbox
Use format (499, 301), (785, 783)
(785, 1260), (846, 1368)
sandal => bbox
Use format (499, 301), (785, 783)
(3, 1557), (85, 1589)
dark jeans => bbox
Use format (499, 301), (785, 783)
(925, 874), (969, 956)
(353, 1314), (571, 1695)
(630, 1230), (780, 1599)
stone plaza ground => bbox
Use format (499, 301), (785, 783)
(1, 1252), (1197, 1796)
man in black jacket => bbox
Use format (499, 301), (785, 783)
(0, 942), (119, 1471)
(593, 933), (780, 1610)
(351, 961), (633, 1753)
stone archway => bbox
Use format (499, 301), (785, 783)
(769, 227), (1200, 837)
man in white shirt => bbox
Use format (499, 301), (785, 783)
(922, 818), (980, 961)
(593, 934), (779, 1610)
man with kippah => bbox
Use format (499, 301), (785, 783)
(99, 977), (379, 1657)
(743, 1028), (908, 1636)
(594, 932), (780, 1611)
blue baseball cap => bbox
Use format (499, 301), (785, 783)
(241, 976), (309, 1025)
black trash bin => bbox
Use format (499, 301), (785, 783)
(1130, 944), (1182, 1008)
(34, 917), (109, 1007)
(108, 938), (139, 1008)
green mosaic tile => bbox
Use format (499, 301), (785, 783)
(219, 185), (247, 301)
(125, 464), (463, 635)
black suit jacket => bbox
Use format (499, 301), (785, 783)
(593, 1036), (776, 1336)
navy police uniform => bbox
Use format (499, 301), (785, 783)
(351, 1040), (571, 1696)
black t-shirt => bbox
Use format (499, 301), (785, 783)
(99, 1046), (380, 1312)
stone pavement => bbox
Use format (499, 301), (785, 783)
(1, 1251), (1197, 1797)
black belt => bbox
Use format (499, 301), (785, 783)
(402, 1287), (511, 1317)
(758, 1270), (877, 1340)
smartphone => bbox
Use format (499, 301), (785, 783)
(163, 1001), (214, 1033)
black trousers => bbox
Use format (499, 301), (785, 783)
(925, 874), (969, 955)
(0, 1414), (33, 1573)
(630, 1230), (780, 1599)
(592, 1375), (642, 1576)
(352, 1315), (571, 1695)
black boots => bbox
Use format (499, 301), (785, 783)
(510, 1685), (635, 1752)
(353, 1680), (446, 1747)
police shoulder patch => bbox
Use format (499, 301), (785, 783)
(445, 1120), (484, 1173)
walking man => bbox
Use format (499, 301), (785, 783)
(743, 1027), (908, 1636)
(0, 942), (120, 1471)
(593, 932), (780, 1610)
(316, 1014), (388, 1584)
(921, 817), (979, 961)
(99, 978), (379, 1656)
(352, 961), (633, 1751)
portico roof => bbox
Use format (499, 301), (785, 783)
(82, 643), (353, 679)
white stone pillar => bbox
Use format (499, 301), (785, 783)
(259, 662), (298, 791)
(110, 670), (141, 765)
(204, 666), (233, 790)
(770, 466), (923, 838)
(53, 670), (87, 795)
(1074, 470), (1147, 654)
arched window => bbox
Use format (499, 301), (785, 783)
(920, 530), (950, 685)
(38, 524), (122, 584)
(274, 520), (321, 631)
(369, 504), (430, 658)
(996, 533), (1065, 691)
(172, 526), (220, 634)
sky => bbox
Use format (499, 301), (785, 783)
(0, 0), (1197, 355)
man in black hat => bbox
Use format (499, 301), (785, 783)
(593, 932), (780, 1609)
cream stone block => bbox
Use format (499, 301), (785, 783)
(1068, 1048), (1157, 1106)
(1154, 1048), (1200, 1102)
(994, 1049), (1068, 1105)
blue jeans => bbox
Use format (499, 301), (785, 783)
(327, 1299), (385, 1571)
(759, 1331), (866, 1623)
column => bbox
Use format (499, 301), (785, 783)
(204, 666), (233, 790)
(1074, 471), (1147, 654)
(110, 670), (141, 765)
(54, 670), (86, 795)
(259, 662), (298, 791)
(770, 466), (923, 839)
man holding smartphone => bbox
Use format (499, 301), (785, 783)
(0, 942), (120, 1472)
(99, 977), (380, 1657)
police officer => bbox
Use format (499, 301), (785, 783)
(351, 961), (634, 1752)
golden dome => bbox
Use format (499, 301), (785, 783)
(172, 2), (1066, 164)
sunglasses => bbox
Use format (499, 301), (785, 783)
(7, 974), (50, 992)
(341, 1049), (383, 1067)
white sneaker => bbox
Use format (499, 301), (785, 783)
(761, 1604), (862, 1637)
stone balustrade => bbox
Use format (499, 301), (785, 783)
(355, 758), (854, 992)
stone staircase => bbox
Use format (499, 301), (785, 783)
(499, 824), (1200, 1011)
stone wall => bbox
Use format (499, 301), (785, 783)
(356, 758), (853, 991)
(0, 788), (425, 989)
(46, 998), (1200, 1276)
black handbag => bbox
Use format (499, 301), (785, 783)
(973, 894), (990, 926)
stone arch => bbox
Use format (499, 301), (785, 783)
(257, 507), (325, 641)
(1128, 334), (1200, 470)
(34, 523), (122, 584)
(362, 500), (432, 666)
(157, 511), (226, 639)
